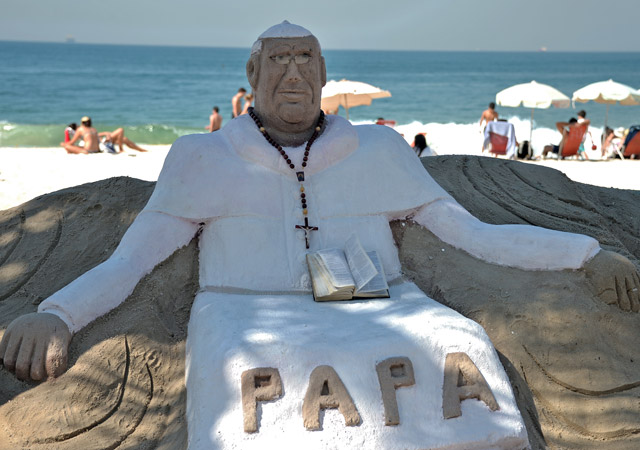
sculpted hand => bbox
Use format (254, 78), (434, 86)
(0, 312), (72, 381)
(584, 250), (640, 312)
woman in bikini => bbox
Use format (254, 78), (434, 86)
(60, 116), (100, 154)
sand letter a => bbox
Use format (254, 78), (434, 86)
(302, 365), (361, 430)
(442, 352), (499, 419)
(376, 357), (415, 425)
(241, 367), (283, 433)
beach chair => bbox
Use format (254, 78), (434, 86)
(375, 119), (396, 128)
(559, 124), (588, 159)
(488, 132), (508, 156)
(621, 126), (640, 159)
(484, 121), (517, 158)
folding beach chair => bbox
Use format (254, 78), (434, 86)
(488, 132), (508, 156)
(621, 126), (640, 159)
(559, 124), (588, 159)
(484, 121), (517, 158)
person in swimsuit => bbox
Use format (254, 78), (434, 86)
(240, 93), (253, 115)
(99, 128), (148, 153)
(64, 123), (77, 143)
(60, 116), (100, 154)
(231, 87), (247, 118)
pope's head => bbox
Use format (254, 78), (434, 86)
(247, 21), (326, 137)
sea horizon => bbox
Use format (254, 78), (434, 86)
(2, 41), (639, 153)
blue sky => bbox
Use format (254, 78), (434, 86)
(1, 0), (639, 51)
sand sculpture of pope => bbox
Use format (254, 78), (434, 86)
(2, 22), (639, 449)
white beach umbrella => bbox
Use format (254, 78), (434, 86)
(321, 79), (391, 120)
(572, 79), (640, 127)
(496, 80), (570, 145)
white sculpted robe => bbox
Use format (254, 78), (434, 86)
(38, 115), (600, 449)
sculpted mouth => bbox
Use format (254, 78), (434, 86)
(277, 90), (309, 102)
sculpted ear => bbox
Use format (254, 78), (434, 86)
(320, 56), (327, 87)
(246, 56), (259, 91)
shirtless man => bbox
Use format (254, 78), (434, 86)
(205, 106), (222, 132)
(231, 87), (246, 118)
(99, 128), (148, 153)
(479, 102), (499, 129)
(60, 116), (99, 154)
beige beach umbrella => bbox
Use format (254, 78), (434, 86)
(496, 80), (570, 145)
(572, 79), (640, 127)
(321, 79), (391, 120)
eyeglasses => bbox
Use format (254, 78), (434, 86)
(270, 54), (312, 65)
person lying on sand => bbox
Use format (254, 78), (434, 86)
(99, 128), (148, 153)
(60, 116), (100, 154)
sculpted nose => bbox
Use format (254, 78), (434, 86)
(284, 60), (302, 81)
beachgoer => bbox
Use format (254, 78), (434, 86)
(479, 102), (499, 129)
(601, 127), (624, 159)
(576, 110), (592, 160)
(412, 133), (434, 157)
(64, 123), (77, 143)
(99, 128), (148, 153)
(60, 116), (100, 154)
(206, 106), (222, 132)
(231, 87), (247, 118)
(240, 93), (253, 115)
(540, 117), (590, 159)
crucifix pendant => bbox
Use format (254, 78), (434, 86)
(295, 217), (318, 249)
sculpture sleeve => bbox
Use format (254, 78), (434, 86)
(413, 198), (600, 271)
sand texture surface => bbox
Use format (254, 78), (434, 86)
(1, 156), (639, 449)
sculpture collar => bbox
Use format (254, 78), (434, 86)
(224, 114), (359, 177)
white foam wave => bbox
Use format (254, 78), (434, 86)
(354, 116), (605, 158)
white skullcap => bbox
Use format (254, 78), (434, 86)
(250, 21), (316, 55)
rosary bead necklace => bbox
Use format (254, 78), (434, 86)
(248, 107), (325, 249)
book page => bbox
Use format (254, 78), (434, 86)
(356, 251), (389, 295)
(344, 234), (378, 291)
(316, 248), (356, 289)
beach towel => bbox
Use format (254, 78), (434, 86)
(484, 121), (517, 158)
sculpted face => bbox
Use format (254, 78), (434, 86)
(248, 36), (326, 137)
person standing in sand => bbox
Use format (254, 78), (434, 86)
(205, 106), (222, 132)
(240, 93), (253, 115)
(479, 102), (499, 129)
(231, 87), (246, 118)
(60, 116), (100, 154)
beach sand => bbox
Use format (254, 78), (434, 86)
(1, 148), (640, 449)
(1, 145), (638, 212)
(0, 145), (171, 211)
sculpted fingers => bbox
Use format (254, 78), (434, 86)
(1, 330), (22, 372)
(30, 338), (47, 381)
(45, 330), (69, 379)
(616, 276), (632, 312)
(15, 333), (36, 380)
(0, 328), (11, 366)
(628, 273), (640, 312)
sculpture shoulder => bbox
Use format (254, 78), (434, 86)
(157, 132), (233, 181)
(164, 132), (230, 164)
(352, 124), (418, 163)
(355, 124), (414, 153)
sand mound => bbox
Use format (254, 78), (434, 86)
(1, 156), (640, 449)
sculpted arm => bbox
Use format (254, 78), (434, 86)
(412, 198), (640, 310)
(0, 211), (199, 381)
(413, 198), (600, 270)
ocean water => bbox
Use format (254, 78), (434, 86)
(1, 41), (639, 154)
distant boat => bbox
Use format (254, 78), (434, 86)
(65, 35), (76, 44)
